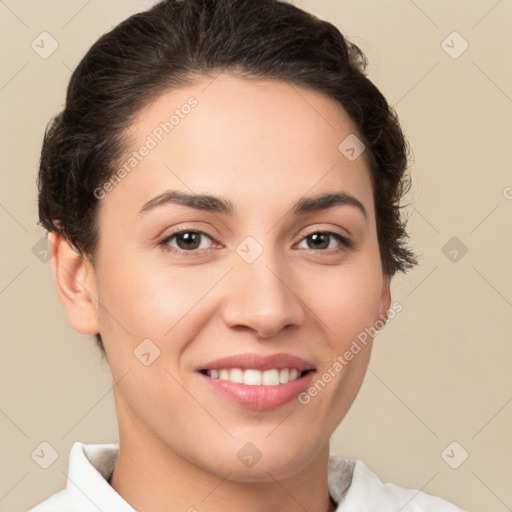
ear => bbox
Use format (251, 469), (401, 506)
(48, 231), (100, 336)
(377, 273), (392, 325)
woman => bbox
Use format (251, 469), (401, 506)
(30, 0), (466, 510)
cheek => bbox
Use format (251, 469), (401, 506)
(95, 253), (218, 349)
(308, 262), (385, 344)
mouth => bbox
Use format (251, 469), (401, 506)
(199, 367), (312, 385)
(196, 353), (316, 410)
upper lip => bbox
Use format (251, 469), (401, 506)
(197, 353), (315, 372)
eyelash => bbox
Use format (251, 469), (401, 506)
(158, 229), (352, 255)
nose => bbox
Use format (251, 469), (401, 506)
(221, 252), (305, 339)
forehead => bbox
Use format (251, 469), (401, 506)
(102, 73), (374, 219)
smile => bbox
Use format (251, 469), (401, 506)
(196, 353), (316, 410)
(202, 368), (306, 385)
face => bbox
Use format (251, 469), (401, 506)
(81, 74), (390, 481)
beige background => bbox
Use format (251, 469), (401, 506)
(1, 0), (511, 511)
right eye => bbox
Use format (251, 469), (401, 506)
(159, 230), (217, 254)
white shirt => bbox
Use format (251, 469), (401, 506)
(28, 442), (466, 511)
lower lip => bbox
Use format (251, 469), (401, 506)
(197, 371), (315, 410)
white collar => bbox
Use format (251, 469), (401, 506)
(66, 442), (133, 511)
(59, 441), (464, 511)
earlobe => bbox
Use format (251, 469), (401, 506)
(48, 232), (100, 336)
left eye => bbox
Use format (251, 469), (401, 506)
(296, 232), (350, 251)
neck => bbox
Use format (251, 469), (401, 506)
(110, 416), (337, 512)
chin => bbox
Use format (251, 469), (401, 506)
(205, 442), (322, 483)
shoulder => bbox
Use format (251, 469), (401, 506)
(27, 489), (70, 511)
(329, 455), (467, 512)
(27, 441), (123, 511)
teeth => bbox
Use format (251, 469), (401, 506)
(243, 369), (262, 385)
(205, 367), (304, 385)
(262, 369), (279, 386)
(229, 368), (244, 383)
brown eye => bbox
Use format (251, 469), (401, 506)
(161, 231), (214, 252)
(297, 232), (351, 251)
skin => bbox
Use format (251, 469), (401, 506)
(49, 73), (391, 512)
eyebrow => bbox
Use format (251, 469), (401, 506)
(139, 190), (367, 220)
